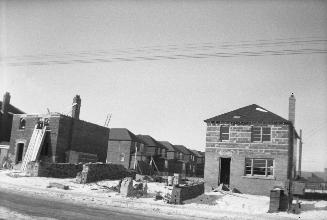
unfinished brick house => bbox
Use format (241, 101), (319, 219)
(173, 145), (197, 176)
(159, 141), (184, 174)
(0, 92), (25, 165)
(106, 128), (147, 169)
(191, 150), (205, 177)
(204, 94), (299, 195)
(8, 95), (109, 167)
(136, 135), (168, 172)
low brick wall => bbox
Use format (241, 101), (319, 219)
(26, 162), (83, 178)
(170, 183), (204, 204)
(76, 163), (130, 184)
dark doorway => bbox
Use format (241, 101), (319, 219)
(219, 158), (231, 185)
(17, 143), (24, 163)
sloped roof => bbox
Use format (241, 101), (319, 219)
(204, 104), (289, 124)
(173, 145), (192, 155)
(109, 128), (145, 144)
(0, 101), (25, 114)
(190, 150), (204, 158)
(159, 141), (176, 152)
(137, 135), (166, 149)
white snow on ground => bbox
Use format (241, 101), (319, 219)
(0, 206), (56, 220)
(0, 170), (327, 220)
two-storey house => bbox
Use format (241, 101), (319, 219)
(204, 94), (299, 195)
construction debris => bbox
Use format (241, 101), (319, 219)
(47, 182), (69, 190)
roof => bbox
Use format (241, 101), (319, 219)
(173, 145), (192, 155)
(109, 128), (145, 144)
(0, 101), (25, 114)
(190, 150), (204, 158)
(137, 135), (167, 149)
(204, 104), (289, 124)
(159, 141), (176, 152)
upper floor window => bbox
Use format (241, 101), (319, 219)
(19, 118), (26, 129)
(245, 158), (274, 177)
(251, 126), (271, 142)
(220, 125), (229, 141)
(120, 153), (125, 162)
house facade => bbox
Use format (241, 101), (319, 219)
(204, 95), (299, 195)
(0, 92), (25, 166)
(174, 145), (197, 176)
(106, 128), (147, 169)
(8, 95), (109, 165)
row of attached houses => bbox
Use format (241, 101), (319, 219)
(107, 128), (205, 176)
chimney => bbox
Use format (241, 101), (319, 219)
(1, 92), (11, 114)
(288, 93), (296, 125)
(72, 95), (81, 119)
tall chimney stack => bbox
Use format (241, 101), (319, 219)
(1, 92), (11, 114)
(72, 95), (81, 120)
(288, 93), (296, 125)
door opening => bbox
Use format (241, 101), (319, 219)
(17, 143), (25, 163)
(219, 158), (231, 185)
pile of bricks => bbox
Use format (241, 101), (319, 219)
(26, 162), (83, 178)
(170, 183), (204, 204)
(76, 163), (130, 184)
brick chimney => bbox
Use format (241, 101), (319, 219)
(1, 92), (11, 114)
(0, 92), (11, 141)
(288, 93), (296, 125)
(72, 95), (81, 120)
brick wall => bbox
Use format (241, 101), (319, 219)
(204, 123), (292, 196)
(76, 163), (130, 183)
(56, 115), (109, 163)
(107, 140), (132, 169)
(9, 114), (61, 163)
(170, 183), (204, 204)
(26, 161), (83, 178)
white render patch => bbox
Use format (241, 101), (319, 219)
(255, 107), (268, 112)
(233, 116), (241, 119)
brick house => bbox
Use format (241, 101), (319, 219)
(191, 150), (205, 177)
(0, 92), (25, 165)
(8, 95), (109, 165)
(106, 128), (147, 169)
(159, 141), (184, 174)
(173, 145), (197, 176)
(204, 94), (299, 195)
(136, 135), (168, 172)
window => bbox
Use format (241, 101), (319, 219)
(19, 118), (26, 129)
(251, 126), (271, 142)
(220, 125), (229, 141)
(120, 153), (125, 162)
(245, 158), (274, 176)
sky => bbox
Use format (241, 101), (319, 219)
(1, 0), (326, 171)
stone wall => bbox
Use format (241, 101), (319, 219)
(76, 163), (130, 184)
(26, 161), (83, 178)
(204, 123), (292, 196)
(170, 183), (204, 204)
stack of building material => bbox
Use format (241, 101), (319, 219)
(76, 163), (130, 184)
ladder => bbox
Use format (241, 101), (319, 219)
(21, 125), (47, 171)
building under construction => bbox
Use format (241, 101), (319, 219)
(8, 95), (109, 170)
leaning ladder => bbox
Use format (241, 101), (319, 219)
(21, 125), (47, 171)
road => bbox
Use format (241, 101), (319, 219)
(0, 190), (176, 220)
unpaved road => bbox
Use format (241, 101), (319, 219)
(0, 190), (176, 220)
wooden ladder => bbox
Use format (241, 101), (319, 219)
(21, 125), (47, 171)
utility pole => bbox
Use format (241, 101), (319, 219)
(298, 129), (303, 177)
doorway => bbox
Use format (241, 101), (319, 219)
(17, 143), (25, 163)
(219, 158), (231, 185)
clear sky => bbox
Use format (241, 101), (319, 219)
(1, 0), (326, 171)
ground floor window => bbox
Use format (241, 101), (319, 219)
(245, 158), (274, 177)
